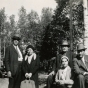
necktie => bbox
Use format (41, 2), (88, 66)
(16, 46), (21, 58)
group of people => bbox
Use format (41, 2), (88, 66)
(47, 40), (74, 88)
(47, 40), (88, 88)
(4, 34), (40, 88)
(4, 33), (88, 88)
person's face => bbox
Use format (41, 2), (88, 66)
(61, 45), (69, 52)
(61, 58), (68, 68)
(27, 48), (34, 56)
(21, 42), (26, 50)
(21, 42), (24, 47)
(77, 50), (85, 58)
(13, 40), (19, 46)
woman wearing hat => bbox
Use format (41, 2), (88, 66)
(73, 43), (88, 88)
(22, 45), (40, 88)
(55, 56), (74, 88)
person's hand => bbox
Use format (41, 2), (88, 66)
(55, 80), (60, 84)
(28, 73), (32, 78)
(83, 72), (88, 75)
(7, 71), (12, 78)
(49, 71), (55, 76)
(25, 73), (29, 78)
(59, 80), (65, 85)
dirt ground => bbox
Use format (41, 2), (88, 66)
(0, 72), (48, 88)
(39, 72), (48, 88)
(0, 78), (8, 88)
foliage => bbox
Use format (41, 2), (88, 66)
(41, 7), (53, 27)
(17, 6), (53, 55)
(0, 0), (84, 64)
(0, 8), (6, 33)
(40, 0), (84, 60)
(40, 0), (69, 60)
(17, 6), (28, 41)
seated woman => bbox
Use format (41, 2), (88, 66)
(55, 56), (74, 88)
(22, 45), (40, 88)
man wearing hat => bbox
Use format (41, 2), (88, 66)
(4, 33), (23, 88)
(47, 40), (74, 88)
(73, 43), (88, 88)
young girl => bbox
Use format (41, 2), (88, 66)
(55, 56), (74, 88)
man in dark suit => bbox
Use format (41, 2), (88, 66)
(73, 43), (88, 88)
(47, 40), (74, 88)
(4, 33), (23, 88)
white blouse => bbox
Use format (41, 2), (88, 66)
(25, 53), (36, 64)
(55, 66), (71, 81)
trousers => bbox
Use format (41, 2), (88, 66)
(47, 75), (55, 88)
(8, 62), (22, 88)
(74, 74), (88, 88)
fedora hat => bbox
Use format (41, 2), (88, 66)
(12, 33), (21, 40)
(60, 40), (70, 47)
(77, 43), (87, 51)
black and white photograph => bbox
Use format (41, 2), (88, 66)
(0, 0), (88, 88)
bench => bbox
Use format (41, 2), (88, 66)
(53, 82), (73, 88)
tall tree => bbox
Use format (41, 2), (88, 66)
(0, 8), (6, 33)
(26, 10), (40, 46)
(0, 8), (6, 65)
(40, 0), (84, 60)
(17, 6), (27, 41)
(9, 15), (16, 30)
(41, 7), (53, 27)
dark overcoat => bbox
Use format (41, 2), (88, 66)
(4, 44), (23, 76)
(22, 54), (40, 88)
(4, 44), (23, 88)
(73, 55), (88, 75)
(73, 55), (88, 88)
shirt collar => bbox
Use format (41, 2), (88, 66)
(13, 44), (18, 48)
(82, 56), (84, 62)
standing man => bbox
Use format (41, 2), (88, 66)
(73, 43), (88, 88)
(47, 40), (74, 88)
(4, 34), (23, 88)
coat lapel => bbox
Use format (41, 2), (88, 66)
(31, 56), (35, 63)
(18, 46), (23, 55)
(80, 59), (86, 68)
(84, 55), (88, 69)
(79, 55), (88, 70)
(11, 45), (18, 54)
(11, 45), (23, 55)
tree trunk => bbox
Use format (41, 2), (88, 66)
(0, 38), (2, 68)
(83, 0), (88, 55)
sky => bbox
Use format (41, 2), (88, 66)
(0, 0), (57, 21)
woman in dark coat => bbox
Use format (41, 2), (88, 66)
(22, 45), (40, 88)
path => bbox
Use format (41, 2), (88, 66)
(0, 72), (48, 88)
